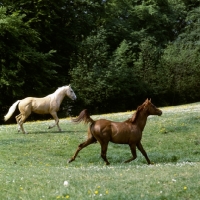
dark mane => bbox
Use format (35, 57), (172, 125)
(125, 104), (144, 123)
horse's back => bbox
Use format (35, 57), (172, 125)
(18, 96), (51, 114)
(19, 97), (34, 106)
(92, 119), (111, 132)
(19, 97), (45, 106)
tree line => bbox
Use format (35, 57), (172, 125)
(0, 0), (200, 123)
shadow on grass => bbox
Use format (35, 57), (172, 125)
(0, 138), (33, 145)
(26, 130), (84, 134)
(7, 127), (84, 134)
(147, 153), (198, 164)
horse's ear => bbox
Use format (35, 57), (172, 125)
(149, 98), (151, 102)
(69, 84), (71, 87)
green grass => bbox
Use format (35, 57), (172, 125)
(0, 103), (200, 200)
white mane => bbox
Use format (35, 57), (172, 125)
(48, 86), (69, 98)
(54, 86), (68, 94)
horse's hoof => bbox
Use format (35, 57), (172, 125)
(68, 159), (73, 163)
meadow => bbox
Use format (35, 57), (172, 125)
(0, 103), (200, 200)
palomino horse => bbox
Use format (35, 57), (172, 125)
(4, 85), (76, 134)
(68, 99), (162, 165)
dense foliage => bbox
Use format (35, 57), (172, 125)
(0, 0), (200, 120)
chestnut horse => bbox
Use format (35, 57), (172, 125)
(4, 85), (76, 134)
(68, 99), (162, 165)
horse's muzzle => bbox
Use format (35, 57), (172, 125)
(158, 110), (162, 116)
(72, 96), (77, 100)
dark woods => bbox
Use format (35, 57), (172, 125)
(1, 0), (200, 123)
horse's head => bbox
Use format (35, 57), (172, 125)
(66, 85), (77, 100)
(130, 99), (162, 123)
(144, 98), (162, 116)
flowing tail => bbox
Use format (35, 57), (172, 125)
(4, 100), (20, 121)
(71, 109), (94, 124)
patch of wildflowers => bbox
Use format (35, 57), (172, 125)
(94, 190), (98, 194)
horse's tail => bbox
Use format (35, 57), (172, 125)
(71, 109), (94, 124)
(4, 100), (20, 121)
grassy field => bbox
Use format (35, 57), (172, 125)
(0, 102), (200, 200)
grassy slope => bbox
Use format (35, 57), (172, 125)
(0, 103), (200, 200)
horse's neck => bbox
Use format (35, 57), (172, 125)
(135, 111), (148, 132)
(52, 90), (66, 106)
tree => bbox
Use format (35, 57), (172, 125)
(1, 0), (106, 84)
(0, 7), (58, 115)
(104, 0), (186, 51)
(1, 0), (200, 117)
(158, 6), (200, 104)
(70, 29), (111, 112)
(70, 32), (141, 113)
(133, 37), (163, 99)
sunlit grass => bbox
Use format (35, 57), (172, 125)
(0, 102), (200, 199)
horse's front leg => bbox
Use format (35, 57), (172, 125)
(124, 143), (137, 163)
(136, 142), (151, 164)
(100, 142), (110, 165)
(49, 112), (61, 131)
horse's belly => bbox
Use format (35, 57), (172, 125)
(110, 133), (131, 144)
(32, 104), (50, 114)
(110, 126), (140, 144)
(33, 108), (49, 114)
(111, 139), (129, 144)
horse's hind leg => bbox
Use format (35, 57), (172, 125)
(19, 117), (27, 134)
(124, 143), (137, 163)
(16, 113), (30, 134)
(16, 114), (22, 132)
(137, 142), (151, 164)
(68, 136), (97, 163)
